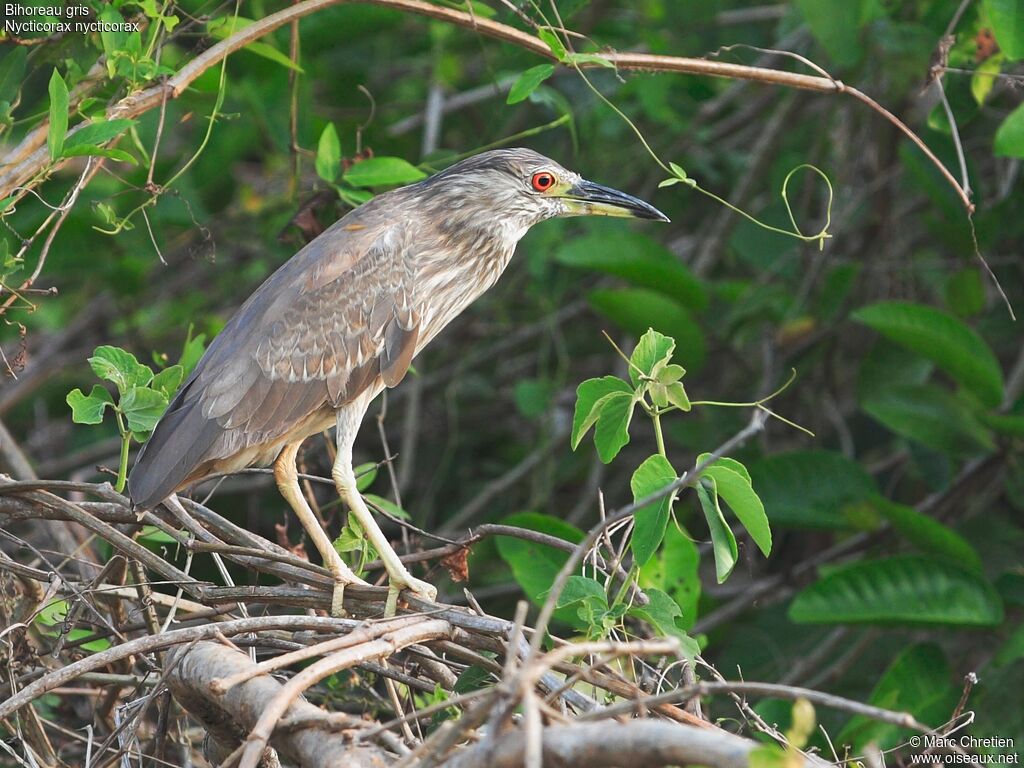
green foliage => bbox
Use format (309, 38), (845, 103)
(872, 497), (983, 573)
(630, 454), (676, 567)
(994, 103), (1024, 158)
(985, 0), (1024, 60)
(8, 0), (1024, 742)
(569, 329), (771, 624)
(65, 343), (196, 492)
(750, 450), (875, 529)
(34, 599), (111, 653)
(837, 644), (959, 751)
(862, 384), (995, 456)
(316, 123), (342, 183)
(789, 556), (1004, 626)
(698, 454), (771, 558)
(494, 512), (584, 628)
(343, 157), (427, 187)
(47, 69), (68, 162)
(852, 301), (1004, 407)
(507, 65), (555, 104)
(554, 229), (706, 311)
(696, 478), (737, 583)
(589, 290), (706, 370)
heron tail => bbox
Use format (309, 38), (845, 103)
(127, 387), (219, 509)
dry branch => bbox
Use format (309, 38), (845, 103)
(167, 641), (392, 767)
(441, 720), (758, 768)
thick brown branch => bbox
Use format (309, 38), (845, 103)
(167, 641), (392, 768)
(439, 720), (758, 768)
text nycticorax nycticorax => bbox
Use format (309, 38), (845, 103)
(128, 147), (667, 615)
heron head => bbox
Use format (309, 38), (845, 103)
(420, 148), (669, 229)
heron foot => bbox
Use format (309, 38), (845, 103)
(383, 573), (437, 617)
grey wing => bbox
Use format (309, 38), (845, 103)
(128, 222), (420, 508)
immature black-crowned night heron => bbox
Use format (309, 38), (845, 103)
(128, 147), (667, 615)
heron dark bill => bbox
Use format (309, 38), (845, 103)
(128, 148), (668, 616)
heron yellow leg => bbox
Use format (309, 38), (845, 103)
(331, 436), (437, 616)
(275, 442), (367, 616)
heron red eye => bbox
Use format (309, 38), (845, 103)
(531, 172), (555, 192)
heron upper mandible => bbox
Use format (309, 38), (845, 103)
(128, 147), (668, 616)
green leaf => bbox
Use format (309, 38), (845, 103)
(971, 53), (1004, 105)
(507, 64), (555, 104)
(178, 331), (207, 376)
(639, 522), (700, 629)
(837, 644), (959, 751)
(120, 387), (168, 433)
(538, 28), (567, 60)
(592, 391), (635, 463)
(699, 457), (771, 557)
(315, 123), (341, 183)
(151, 365), (184, 399)
(0, 48), (27, 104)
(995, 102), (1024, 158)
(589, 289), (706, 371)
(863, 384), (995, 456)
(206, 17), (304, 71)
(354, 462), (378, 492)
(366, 494), (410, 520)
(554, 230), (707, 312)
(343, 157), (427, 187)
(748, 744), (787, 768)
(61, 145), (137, 164)
(872, 497), (982, 574)
(750, 450), (876, 529)
(47, 69), (69, 163)
(63, 119), (135, 151)
(495, 512), (585, 627)
(137, 525), (179, 545)
(852, 301), (1003, 407)
(857, 338), (934, 404)
(571, 376), (633, 449)
(629, 328), (675, 387)
(556, 575), (607, 609)
(628, 588), (699, 658)
(697, 478), (737, 584)
(789, 556), (1004, 626)
(99, 5), (130, 74)
(66, 385), (113, 425)
(986, 0), (1024, 60)
(697, 454), (751, 484)
(333, 515), (366, 555)
(665, 382), (691, 411)
(630, 454), (677, 567)
(35, 598), (68, 626)
(454, 665), (493, 693)
(88, 346), (153, 394)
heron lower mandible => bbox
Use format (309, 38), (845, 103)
(128, 148), (668, 616)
